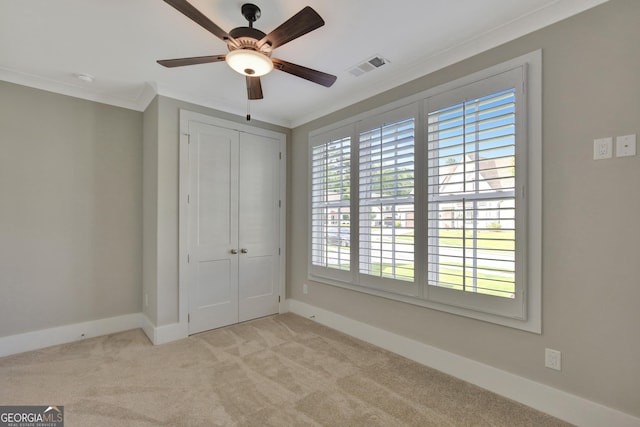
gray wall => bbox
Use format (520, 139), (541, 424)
(288, 0), (640, 416)
(0, 81), (142, 337)
(144, 95), (290, 327)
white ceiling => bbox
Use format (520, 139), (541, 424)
(0, 0), (608, 127)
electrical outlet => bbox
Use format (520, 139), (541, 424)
(593, 137), (613, 160)
(545, 348), (561, 371)
(303, 283), (308, 294)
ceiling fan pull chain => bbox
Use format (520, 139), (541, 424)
(246, 99), (251, 121)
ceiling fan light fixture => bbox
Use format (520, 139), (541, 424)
(226, 49), (273, 77)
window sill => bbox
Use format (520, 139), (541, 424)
(307, 273), (541, 333)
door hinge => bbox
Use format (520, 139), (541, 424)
(188, 313), (190, 323)
(278, 296), (281, 303)
(279, 200), (281, 208)
(187, 194), (190, 204)
(187, 253), (190, 263)
(278, 248), (281, 255)
(279, 152), (282, 160)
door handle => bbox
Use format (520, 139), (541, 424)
(241, 248), (248, 254)
(230, 249), (238, 254)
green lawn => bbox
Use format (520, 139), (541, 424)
(395, 234), (414, 244)
(434, 265), (514, 298)
(325, 251), (512, 298)
(325, 229), (515, 298)
(374, 229), (513, 251)
(437, 229), (514, 251)
(369, 262), (414, 281)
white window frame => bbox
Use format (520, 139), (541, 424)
(307, 50), (541, 332)
(356, 104), (419, 295)
(309, 125), (354, 284)
(425, 68), (525, 320)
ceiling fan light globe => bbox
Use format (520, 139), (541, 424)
(226, 49), (273, 77)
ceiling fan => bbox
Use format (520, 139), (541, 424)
(157, 0), (337, 104)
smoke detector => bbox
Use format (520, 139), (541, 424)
(74, 73), (94, 83)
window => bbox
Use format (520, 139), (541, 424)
(425, 69), (527, 319)
(358, 110), (416, 289)
(308, 51), (541, 332)
(427, 89), (516, 298)
(310, 127), (352, 282)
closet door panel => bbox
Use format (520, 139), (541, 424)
(238, 132), (280, 321)
(188, 122), (239, 334)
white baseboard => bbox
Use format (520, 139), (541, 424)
(0, 313), (145, 358)
(287, 299), (640, 427)
(141, 315), (188, 345)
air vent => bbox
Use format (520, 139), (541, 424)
(348, 55), (388, 77)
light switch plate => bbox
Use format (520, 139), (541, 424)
(593, 137), (613, 160)
(616, 134), (636, 157)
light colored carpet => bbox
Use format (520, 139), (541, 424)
(0, 313), (571, 426)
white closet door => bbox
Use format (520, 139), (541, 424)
(188, 122), (239, 334)
(238, 132), (280, 321)
(187, 121), (280, 334)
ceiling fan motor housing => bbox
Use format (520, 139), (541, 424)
(229, 27), (269, 52)
(227, 3), (271, 77)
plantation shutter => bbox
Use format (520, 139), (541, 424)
(425, 67), (526, 319)
(358, 106), (417, 291)
(310, 129), (352, 281)
(309, 55), (540, 329)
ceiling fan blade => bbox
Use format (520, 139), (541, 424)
(162, 0), (233, 43)
(157, 55), (226, 68)
(259, 6), (324, 49)
(271, 58), (337, 88)
(246, 77), (263, 100)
